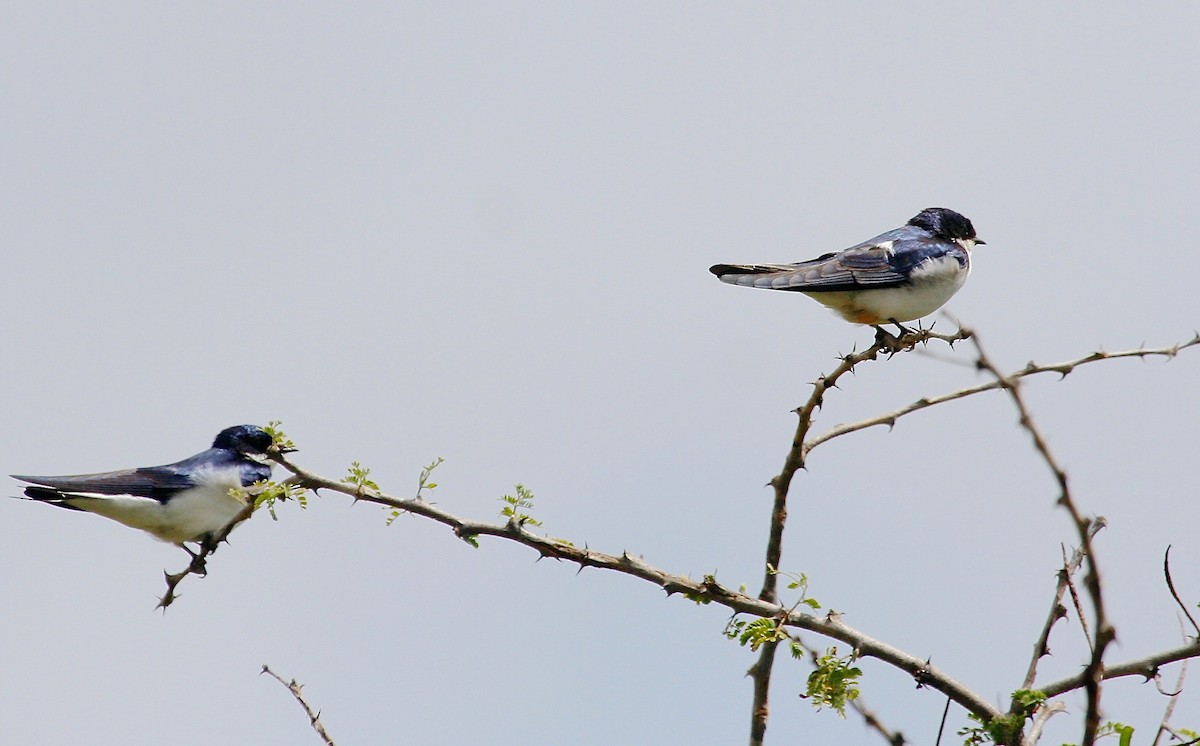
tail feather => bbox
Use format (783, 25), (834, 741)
(18, 485), (87, 511)
(709, 263), (782, 277)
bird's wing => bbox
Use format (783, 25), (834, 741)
(13, 465), (195, 504)
(711, 227), (950, 292)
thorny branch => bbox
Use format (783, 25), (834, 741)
(255, 330), (1198, 743)
(751, 325), (971, 745)
(262, 665), (337, 746)
(156, 499), (255, 610)
(804, 335), (1200, 458)
(1038, 640), (1200, 699)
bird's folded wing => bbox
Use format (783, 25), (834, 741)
(12, 466), (195, 502)
(710, 243), (907, 292)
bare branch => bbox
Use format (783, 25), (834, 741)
(934, 696), (951, 746)
(1151, 655), (1188, 746)
(1163, 546), (1200, 638)
(1021, 519), (1106, 691)
(1026, 701), (1067, 745)
(1063, 548), (1094, 649)
(850, 696), (907, 746)
(806, 335), (1200, 456)
(261, 665), (337, 746)
(971, 332), (1114, 746)
(1038, 640), (1200, 698)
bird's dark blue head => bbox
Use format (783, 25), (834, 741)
(212, 425), (276, 456)
(908, 208), (984, 244)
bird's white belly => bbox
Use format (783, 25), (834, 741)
(808, 255), (969, 324)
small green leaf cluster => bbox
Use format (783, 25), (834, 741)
(264, 420), (297, 453)
(958, 692), (1048, 746)
(769, 566), (822, 612)
(342, 461), (381, 494)
(387, 456), (444, 526)
(804, 647), (861, 717)
(724, 617), (789, 652)
(233, 480), (310, 521)
(500, 484), (542, 527)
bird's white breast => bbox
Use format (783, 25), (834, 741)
(808, 254), (970, 324)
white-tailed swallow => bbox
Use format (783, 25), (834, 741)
(13, 424), (289, 547)
(710, 208), (984, 334)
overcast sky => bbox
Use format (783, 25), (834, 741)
(3, 3), (1199, 744)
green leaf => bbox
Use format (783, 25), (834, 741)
(264, 420), (297, 453)
(804, 647), (862, 717)
(499, 483), (542, 527)
(341, 460), (380, 494)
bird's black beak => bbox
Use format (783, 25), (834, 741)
(975, 239), (987, 246)
(273, 446), (298, 455)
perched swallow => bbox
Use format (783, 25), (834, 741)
(710, 208), (984, 334)
(13, 425), (289, 547)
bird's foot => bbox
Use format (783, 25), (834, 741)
(873, 326), (903, 352)
(180, 544), (209, 576)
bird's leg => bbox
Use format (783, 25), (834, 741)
(889, 318), (915, 337)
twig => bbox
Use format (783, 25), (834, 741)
(261, 665), (337, 746)
(1151, 618), (1191, 746)
(1161, 728), (1200, 746)
(1026, 701), (1067, 745)
(971, 331), (1114, 746)
(1150, 656), (1188, 746)
(1063, 547), (1094, 649)
(156, 500), (254, 610)
(934, 696), (951, 746)
(805, 335), (1200, 457)
(1021, 521), (1106, 691)
(1163, 546), (1200, 638)
(850, 696), (907, 746)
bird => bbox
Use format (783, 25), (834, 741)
(12, 424), (291, 550)
(710, 207), (984, 338)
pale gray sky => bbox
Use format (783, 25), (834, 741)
(3, 3), (1199, 744)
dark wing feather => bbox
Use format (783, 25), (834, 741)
(12, 465), (196, 504)
(710, 226), (950, 293)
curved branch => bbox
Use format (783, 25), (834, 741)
(1163, 546), (1200, 638)
(262, 665), (337, 746)
(270, 453), (1003, 722)
(1027, 701), (1067, 745)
